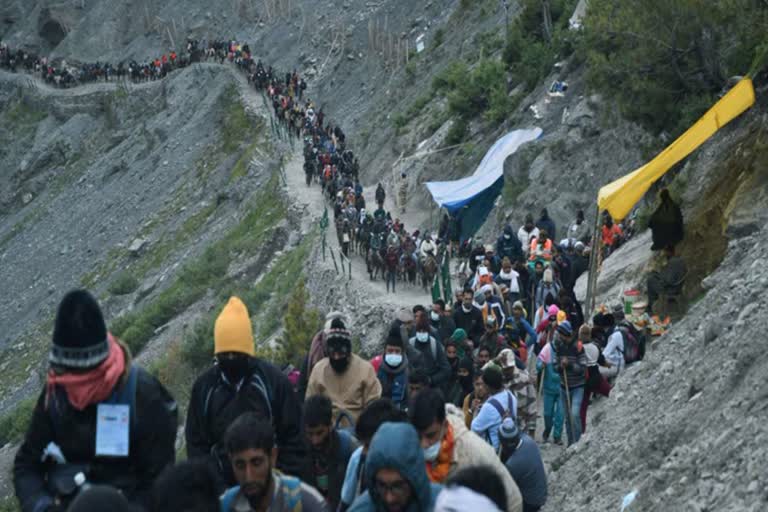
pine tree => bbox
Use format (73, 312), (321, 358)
(280, 279), (322, 368)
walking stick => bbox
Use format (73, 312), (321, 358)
(562, 362), (574, 444)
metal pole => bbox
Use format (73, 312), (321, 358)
(585, 203), (602, 315)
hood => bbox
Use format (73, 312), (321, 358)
(365, 422), (431, 510)
(503, 225), (514, 236)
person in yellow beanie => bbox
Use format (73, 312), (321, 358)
(185, 297), (305, 491)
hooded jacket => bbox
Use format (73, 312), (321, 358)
(14, 344), (177, 512)
(444, 405), (523, 512)
(348, 423), (442, 512)
(496, 227), (523, 263)
(185, 357), (305, 484)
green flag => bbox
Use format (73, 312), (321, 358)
(441, 256), (452, 303)
(431, 273), (442, 303)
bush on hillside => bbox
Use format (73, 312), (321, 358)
(279, 280), (322, 369)
(579, 0), (768, 135)
(108, 272), (139, 296)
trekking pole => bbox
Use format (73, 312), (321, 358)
(562, 364), (574, 444)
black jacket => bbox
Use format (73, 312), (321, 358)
(185, 357), (305, 485)
(453, 306), (484, 342)
(13, 365), (177, 512)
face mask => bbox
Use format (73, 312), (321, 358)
(329, 356), (350, 373)
(462, 304), (472, 313)
(385, 353), (403, 367)
(423, 440), (441, 462)
(504, 234), (511, 240)
(218, 356), (250, 383)
(430, 311), (440, 322)
(416, 332), (429, 343)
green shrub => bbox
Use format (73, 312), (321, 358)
(0, 397), (36, 447)
(279, 280), (322, 369)
(432, 28), (445, 49)
(108, 272), (140, 296)
(446, 117), (469, 145)
(432, 61), (468, 94)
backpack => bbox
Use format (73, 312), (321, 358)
(487, 391), (515, 422)
(616, 324), (644, 364)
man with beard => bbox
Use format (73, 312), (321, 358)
(301, 395), (359, 510)
(221, 414), (328, 511)
(307, 318), (382, 423)
(185, 297), (304, 489)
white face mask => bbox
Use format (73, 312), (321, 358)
(423, 440), (441, 462)
(384, 353), (403, 367)
(462, 304), (472, 313)
(430, 311), (440, 322)
(416, 332), (430, 343)
(504, 234), (511, 240)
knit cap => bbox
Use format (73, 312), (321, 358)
(451, 328), (467, 342)
(326, 318), (352, 355)
(557, 320), (573, 337)
(498, 417), (519, 441)
(214, 297), (255, 356)
(50, 290), (109, 369)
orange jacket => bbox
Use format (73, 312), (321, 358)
(529, 238), (553, 260)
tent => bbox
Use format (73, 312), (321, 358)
(425, 127), (543, 239)
(598, 78), (756, 221)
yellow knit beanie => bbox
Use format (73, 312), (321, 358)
(214, 297), (255, 356)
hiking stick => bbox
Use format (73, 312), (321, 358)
(562, 364), (574, 444)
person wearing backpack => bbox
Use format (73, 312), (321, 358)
(410, 389), (523, 512)
(554, 321), (587, 445)
(300, 395), (359, 510)
(220, 414), (328, 512)
(14, 290), (178, 512)
(407, 318), (451, 391)
(186, 297), (305, 490)
(470, 364), (517, 453)
(600, 308), (627, 380)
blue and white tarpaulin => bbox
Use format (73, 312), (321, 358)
(425, 127), (543, 213)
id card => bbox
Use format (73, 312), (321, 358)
(95, 404), (130, 457)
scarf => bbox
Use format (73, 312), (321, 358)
(426, 422), (455, 483)
(46, 334), (127, 411)
(307, 330), (327, 371)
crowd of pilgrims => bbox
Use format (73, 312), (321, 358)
(3, 36), (649, 512)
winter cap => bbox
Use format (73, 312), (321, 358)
(497, 348), (516, 369)
(557, 320), (573, 337)
(50, 290), (110, 369)
(480, 284), (494, 295)
(324, 311), (347, 330)
(215, 297), (255, 356)
(512, 301), (525, 311)
(557, 310), (567, 323)
(547, 305), (560, 317)
(543, 268), (554, 284)
(385, 326), (403, 347)
(451, 328), (467, 342)
(397, 308), (414, 323)
(435, 486), (502, 512)
(574, 241), (585, 252)
(612, 303), (626, 320)
(326, 318), (352, 354)
(498, 417), (520, 441)
(481, 362), (503, 390)
(474, 290), (486, 306)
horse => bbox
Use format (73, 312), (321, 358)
(421, 253), (438, 292)
(401, 253), (417, 286)
(367, 249), (385, 280)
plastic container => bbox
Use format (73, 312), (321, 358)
(623, 289), (640, 314)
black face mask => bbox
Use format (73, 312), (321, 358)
(218, 355), (250, 383)
(329, 356), (350, 374)
(459, 375), (473, 392)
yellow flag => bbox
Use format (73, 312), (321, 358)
(598, 78), (756, 220)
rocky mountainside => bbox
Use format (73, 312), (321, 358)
(2, 1), (768, 510)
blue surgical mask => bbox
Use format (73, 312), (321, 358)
(430, 311), (440, 322)
(423, 440), (441, 462)
(385, 353), (403, 367)
(416, 332), (429, 343)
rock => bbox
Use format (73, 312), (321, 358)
(128, 238), (148, 255)
(21, 193), (33, 205)
(135, 275), (159, 303)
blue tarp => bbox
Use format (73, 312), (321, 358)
(425, 127), (543, 213)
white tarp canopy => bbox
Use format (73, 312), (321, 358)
(425, 127), (543, 213)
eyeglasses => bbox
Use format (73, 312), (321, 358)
(375, 478), (410, 498)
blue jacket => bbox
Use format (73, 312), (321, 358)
(536, 341), (562, 395)
(348, 423), (442, 512)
